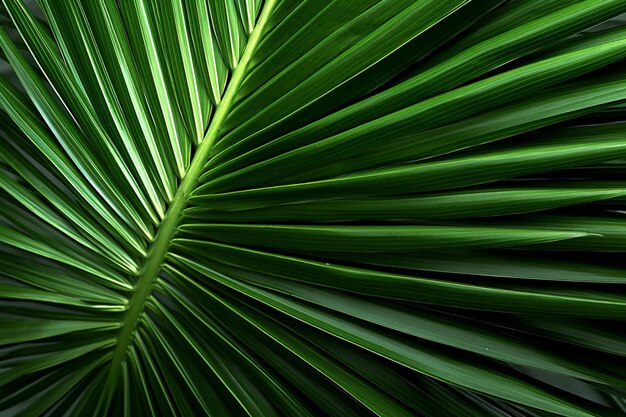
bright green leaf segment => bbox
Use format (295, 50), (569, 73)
(1, 0), (626, 416)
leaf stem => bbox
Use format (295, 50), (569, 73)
(103, 0), (278, 401)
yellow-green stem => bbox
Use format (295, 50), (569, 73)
(103, 0), (278, 402)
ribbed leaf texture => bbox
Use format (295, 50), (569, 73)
(1, 1), (626, 416)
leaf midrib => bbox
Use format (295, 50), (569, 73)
(105, 0), (278, 394)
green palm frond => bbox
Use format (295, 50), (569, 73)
(1, 0), (626, 415)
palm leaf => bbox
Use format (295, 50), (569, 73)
(1, 1), (626, 416)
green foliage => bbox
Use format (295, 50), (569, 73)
(1, 0), (626, 415)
